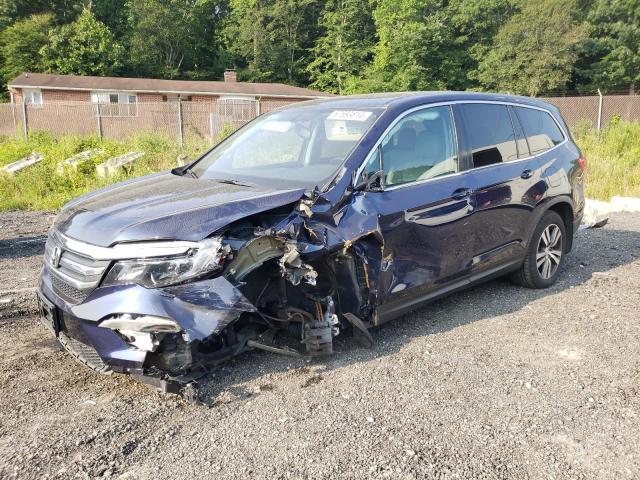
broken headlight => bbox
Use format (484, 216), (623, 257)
(102, 237), (229, 288)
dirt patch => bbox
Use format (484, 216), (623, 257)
(1, 211), (639, 479)
(0, 211), (55, 319)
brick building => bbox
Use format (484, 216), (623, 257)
(4, 71), (330, 140)
(7, 70), (329, 107)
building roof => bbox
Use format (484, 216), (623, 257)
(8, 73), (331, 99)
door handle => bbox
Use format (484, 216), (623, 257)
(451, 187), (473, 200)
(521, 169), (534, 179)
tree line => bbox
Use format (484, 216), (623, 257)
(0, 0), (638, 99)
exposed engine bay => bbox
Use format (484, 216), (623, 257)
(134, 192), (379, 399)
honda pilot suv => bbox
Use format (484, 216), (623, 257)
(38, 92), (586, 397)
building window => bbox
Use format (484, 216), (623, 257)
(23, 88), (43, 107)
(91, 91), (138, 117)
(216, 96), (258, 128)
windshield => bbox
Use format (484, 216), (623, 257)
(191, 104), (383, 189)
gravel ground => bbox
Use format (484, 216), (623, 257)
(0, 211), (639, 479)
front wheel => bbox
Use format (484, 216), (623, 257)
(511, 211), (566, 289)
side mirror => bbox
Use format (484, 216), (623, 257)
(354, 144), (385, 192)
(354, 169), (384, 192)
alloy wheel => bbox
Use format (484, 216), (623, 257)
(536, 224), (562, 279)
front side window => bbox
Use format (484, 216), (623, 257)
(515, 107), (565, 155)
(364, 105), (458, 187)
(192, 105), (382, 190)
(461, 103), (518, 167)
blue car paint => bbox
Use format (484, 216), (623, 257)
(40, 267), (255, 372)
(55, 172), (308, 247)
(39, 92), (584, 382)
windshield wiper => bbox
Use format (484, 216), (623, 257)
(212, 178), (255, 187)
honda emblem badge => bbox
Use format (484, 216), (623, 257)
(52, 245), (62, 268)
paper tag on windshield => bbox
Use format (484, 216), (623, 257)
(327, 110), (373, 122)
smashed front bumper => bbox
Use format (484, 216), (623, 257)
(38, 265), (256, 394)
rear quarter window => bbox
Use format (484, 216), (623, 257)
(515, 107), (565, 155)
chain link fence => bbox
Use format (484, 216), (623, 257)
(540, 94), (640, 131)
(0, 98), (305, 144)
(0, 94), (638, 142)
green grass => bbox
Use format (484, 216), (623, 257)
(575, 119), (640, 201)
(0, 131), (209, 211)
(0, 121), (637, 211)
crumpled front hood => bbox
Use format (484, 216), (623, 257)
(55, 171), (306, 247)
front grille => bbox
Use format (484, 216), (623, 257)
(50, 269), (93, 303)
(44, 230), (111, 304)
(58, 331), (112, 374)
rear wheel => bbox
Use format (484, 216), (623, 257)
(511, 211), (566, 289)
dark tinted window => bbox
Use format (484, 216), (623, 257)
(515, 107), (565, 155)
(461, 104), (518, 167)
(508, 106), (530, 159)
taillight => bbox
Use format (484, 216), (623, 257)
(577, 156), (587, 172)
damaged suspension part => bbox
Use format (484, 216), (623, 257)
(301, 296), (339, 356)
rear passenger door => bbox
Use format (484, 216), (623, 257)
(455, 102), (543, 276)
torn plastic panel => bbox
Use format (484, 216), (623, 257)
(160, 277), (257, 341)
(278, 243), (318, 286)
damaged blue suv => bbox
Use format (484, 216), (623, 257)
(38, 92), (586, 396)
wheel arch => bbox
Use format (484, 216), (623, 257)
(526, 196), (576, 253)
(547, 201), (575, 253)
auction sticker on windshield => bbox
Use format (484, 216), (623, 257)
(327, 110), (373, 122)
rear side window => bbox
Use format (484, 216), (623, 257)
(460, 104), (518, 167)
(514, 107), (565, 155)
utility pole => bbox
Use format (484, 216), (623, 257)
(177, 100), (184, 147)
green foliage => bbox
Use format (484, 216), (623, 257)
(307, 0), (375, 94)
(0, 0), (639, 96)
(448, 0), (517, 89)
(0, 0), (84, 29)
(40, 9), (125, 76)
(575, 120), (640, 201)
(125, 0), (227, 80)
(353, 0), (514, 93)
(0, 0), (17, 31)
(0, 13), (53, 85)
(0, 132), (209, 211)
(226, 0), (322, 84)
(92, 0), (130, 38)
(577, 0), (640, 93)
(357, 0), (453, 92)
(225, 0), (272, 81)
(475, 0), (586, 96)
(214, 123), (235, 143)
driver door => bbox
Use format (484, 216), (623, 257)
(360, 105), (476, 321)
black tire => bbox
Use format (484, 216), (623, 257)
(511, 210), (567, 289)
